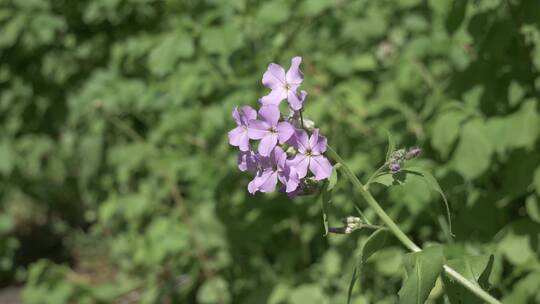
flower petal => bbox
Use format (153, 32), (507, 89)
(260, 88), (287, 106)
(309, 155), (332, 180)
(258, 133), (278, 157)
(228, 126), (248, 149)
(276, 121), (295, 144)
(310, 129), (327, 154)
(259, 105), (280, 127)
(273, 146), (287, 168)
(247, 120), (269, 140)
(287, 90), (307, 111)
(238, 151), (258, 172)
(293, 129), (309, 154)
(258, 170), (279, 193)
(238, 105), (257, 125)
(262, 63), (286, 89)
(286, 56), (304, 85)
(289, 154), (309, 179)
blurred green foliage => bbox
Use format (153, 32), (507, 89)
(0, 0), (539, 303)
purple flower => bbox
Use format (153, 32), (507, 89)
(260, 56), (307, 110)
(247, 105), (295, 157)
(248, 146), (300, 194)
(389, 162), (401, 173)
(238, 150), (258, 172)
(289, 129), (332, 180)
(228, 106), (257, 151)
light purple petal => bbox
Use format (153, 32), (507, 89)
(238, 151), (258, 172)
(238, 105), (257, 125)
(282, 166), (300, 193)
(308, 129), (319, 150)
(289, 154), (309, 179)
(309, 155), (332, 180)
(310, 129), (327, 154)
(228, 126), (249, 151)
(262, 63), (286, 89)
(257, 170), (279, 193)
(287, 90), (307, 111)
(294, 129), (309, 154)
(258, 133), (278, 157)
(247, 120), (269, 140)
(273, 146), (287, 168)
(276, 121), (295, 144)
(259, 105), (280, 127)
(232, 107), (242, 125)
(286, 56), (304, 85)
(260, 88), (287, 106)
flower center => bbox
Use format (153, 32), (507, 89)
(268, 127), (277, 133)
(283, 83), (291, 91)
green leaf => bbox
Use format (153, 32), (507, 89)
(430, 110), (466, 158)
(362, 228), (391, 264)
(148, 31), (194, 76)
(348, 228), (391, 304)
(385, 130), (396, 162)
(451, 119), (493, 180)
(405, 168), (453, 237)
(197, 277), (231, 304)
(327, 164), (339, 191)
(398, 246), (445, 304)
(443, 255), (494, 304)
(534, 166), (540, 196)
(525, 195), (540, 223)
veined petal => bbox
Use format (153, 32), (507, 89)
(308, 129), (319, 151)
(258, 133), (278, 157)
(294, 129), (309, 154)
(238, 105), (257, 125)
(262, 63), (286, 89)
(276, 121), (295, 144)
(273, 146), (287, 168)
(289, 154), (309, 179)
(247, 120), (269, 139)
(309, 155), (332, 180)
(312, 129), (327, 154)
(259, 105), (281, 127)
(286, 56), (304, 85)
(238, 150), (257, 172)
(228, 126), (247, 147)
(287, 90), (307, 111)
(257, 170), (279, 193)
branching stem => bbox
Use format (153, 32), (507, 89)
(325, 145), (501, 304)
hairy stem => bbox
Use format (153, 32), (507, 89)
(325, 145), (501, 304)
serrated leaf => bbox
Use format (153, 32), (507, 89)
(443, 255), (494, 304)
(399, 246), (444, 304)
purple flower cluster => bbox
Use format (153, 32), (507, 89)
(228, 57), (333, 195)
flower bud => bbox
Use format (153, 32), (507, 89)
(389, 162), (401, 173)
(390, 149), (406, 162)
(342, 216), (361, 225)
(302, 118), (315, 130)
(405, 147), (422, 160)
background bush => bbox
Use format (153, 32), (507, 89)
(0, 0), (539, 303)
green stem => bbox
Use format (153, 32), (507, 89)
(325, 145), (501, 304)
(364, 162), (389, 190)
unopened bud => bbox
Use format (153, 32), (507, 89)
(390, 149), (406, 162)
(389, 162), (401, 173)
(404, 147), (422, 160)
(342, 216), (361, 225)
(286, 146), (297, 157)
(303, 118), (315, 130)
